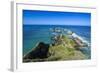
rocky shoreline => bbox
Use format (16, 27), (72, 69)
(23, 29), (89, 62)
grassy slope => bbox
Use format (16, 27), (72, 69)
(31, 35), (86, 62)
(46, 35), (86, 61)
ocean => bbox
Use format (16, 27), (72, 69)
(23, 25), (91, 59)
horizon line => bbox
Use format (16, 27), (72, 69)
(23, 24), (90, 27)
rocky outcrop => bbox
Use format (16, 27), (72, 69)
(23, 42), (50, 62)
(23, 32), (89, 62)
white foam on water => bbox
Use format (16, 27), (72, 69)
(72, 33), (90, 47)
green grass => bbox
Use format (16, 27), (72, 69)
(47, 44), (86, 61)
(24, 34), (87, 62)
(45, 34), (86, 61)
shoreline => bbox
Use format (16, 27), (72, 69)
(23, 30), (90, 62)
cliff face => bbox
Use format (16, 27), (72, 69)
(23, 42), (50, 62)
(23, 34), (87, 63)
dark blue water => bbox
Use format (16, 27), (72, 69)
(23, 25), (91, 59)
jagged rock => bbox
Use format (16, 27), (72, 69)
(23, 42), (50, 61)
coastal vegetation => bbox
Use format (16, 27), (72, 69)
(23, 28), (88, 62)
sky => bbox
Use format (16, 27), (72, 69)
(23, 10), (91, 26)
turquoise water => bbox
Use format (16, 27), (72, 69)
(23, 25), (91, 59)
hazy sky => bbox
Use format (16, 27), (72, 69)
(23, 10), (91, 26)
